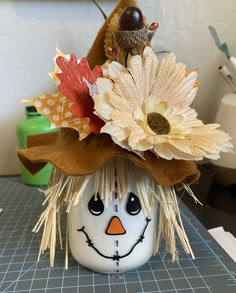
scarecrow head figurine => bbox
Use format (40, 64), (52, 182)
(17, 0), (232, 273)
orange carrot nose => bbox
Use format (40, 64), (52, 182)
(106, 216), (126, 235)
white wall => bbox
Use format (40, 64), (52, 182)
(1, 0), (236, 175)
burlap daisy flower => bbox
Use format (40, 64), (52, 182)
(93, 47), (232, 160)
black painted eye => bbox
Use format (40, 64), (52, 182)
(88, 193), (104, 216)
(126, 192), (141, 215)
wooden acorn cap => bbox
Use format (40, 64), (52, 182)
(116, 27), (148, 49)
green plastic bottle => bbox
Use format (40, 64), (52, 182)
(16, 106), (57, 186)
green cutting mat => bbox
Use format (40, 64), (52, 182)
(0, 176), (235, 292)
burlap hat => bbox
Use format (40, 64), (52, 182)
(17, 0), (200, 188)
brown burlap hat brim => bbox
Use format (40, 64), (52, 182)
(17, 128), (200, 188)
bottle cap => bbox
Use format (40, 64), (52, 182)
(25, 106), (41, 116)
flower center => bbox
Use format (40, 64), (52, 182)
(147, 112), (170, 135)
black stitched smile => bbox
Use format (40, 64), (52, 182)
(77, 217), (151, 261)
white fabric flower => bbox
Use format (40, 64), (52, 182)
(93, 47), (232, 160)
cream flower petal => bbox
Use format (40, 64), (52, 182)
(109, 90), (133, 113)
(142, 47), (160, 98)
(168, 114), (184, 126)
(184, 71), (198, 94)
(101, 123), (145, 157)
(96, 77), (113, 93)
(134, 107), (145, 122)
(171, 72), (198, 109)
(152, 54), (186, 103)
(110, 110), (138, 129)
(101, 60), (112, 78)
(94, 92), (113, 120)
(153, 144), (176, 160)
(168, 124), (232, 160)
(101, 123), (129, 142)
(129, 139), (153, 152)
(127, 55), (143, 97)
(155, 143), (201, 160)
(128, 129), (153, 151)
(113, 71), (141, 111)
(183, 87), (198, 109)
(145, 100), (168, 116)
(108, 61), (127, 80)
(169, 140), (201, 156)
(126, 48), (159, 103)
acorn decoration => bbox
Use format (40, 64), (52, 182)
(105, 5), (158, 66)
(116, 6), (148, 50)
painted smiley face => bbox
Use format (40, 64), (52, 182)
(77, 192), (151, 262)
(68, 175), (158, 274)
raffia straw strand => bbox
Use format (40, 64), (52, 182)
(165, 189), (190, 257)
(108, 158), (115, 194)
(72, 176), (90, 207)
(133, 164), (151, 217)
(182, 182), (203, 205)
(33, 185), (60, 233)
(153, 184), (195, 262)
(155, 201), (163, 253)
(50, 206), (56, 267)
(33, 170), (68, 266)
(65, 214), (69, 270)
(115, 158), (127, 199)
(173, 186), (195, 259)
(94, 168), (100, 201)
(105, 159), (110, 202)
(57, 211), (63, 250)
(154, 185), (177, 260)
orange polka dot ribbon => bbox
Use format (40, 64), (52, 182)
(24, 92), (91, 141)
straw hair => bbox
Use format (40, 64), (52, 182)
(33, 157), (200, 268)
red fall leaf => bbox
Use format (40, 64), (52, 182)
(56, 55), (104, 134)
